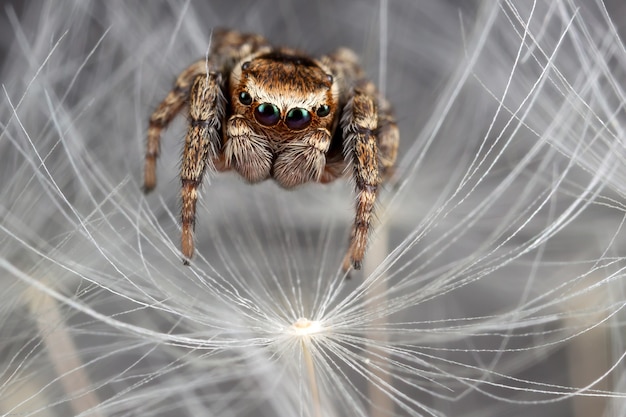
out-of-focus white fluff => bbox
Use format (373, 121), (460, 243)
(1, 1), (626, 416)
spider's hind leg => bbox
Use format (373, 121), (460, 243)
(375, 96), (399, 182)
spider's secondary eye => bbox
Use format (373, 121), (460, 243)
(285, 108), (312, 130)
(316, 104), (330, 117)
(255, 103), (281, 126)
(238, 91), (252, 105)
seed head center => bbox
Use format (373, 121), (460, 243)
(291, 318), (323, 336)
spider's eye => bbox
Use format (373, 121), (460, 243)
(285, 108), (312, 130)
(241, 61), (250, 71)
(238, 91), (252, 105)
(316, 104), (330, 117)
(254, 103), (281, 126)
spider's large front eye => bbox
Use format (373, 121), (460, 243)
(254, 103), (281, 126)
(285, 108), (312, 130)
(238, 91), (252, 105)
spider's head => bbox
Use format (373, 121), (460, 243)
(226, 49), (340, 188)
(230, 49), (338, 142)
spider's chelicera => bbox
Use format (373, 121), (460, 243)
(144, 29), (399, 271)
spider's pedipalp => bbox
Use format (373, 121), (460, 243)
(273, 128), (332, 188)
(224, 115), (273, 183)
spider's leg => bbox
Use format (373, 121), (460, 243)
(341, 83), (382, 271)
(146, 30), (269, 192)
(180, 73), (226, 262)
(144, 60), (206, 191)
(324, 47), (399, 271)
(376, 96), (399, 182)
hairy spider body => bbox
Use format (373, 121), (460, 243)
(144, 29), (399, 271)
(225, 48), (339, 188)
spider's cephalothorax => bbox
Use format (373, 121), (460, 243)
(225, 49), (339, 188)
(144, 29), (399, 271)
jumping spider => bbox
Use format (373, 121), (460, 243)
(143, 29), (398, 271)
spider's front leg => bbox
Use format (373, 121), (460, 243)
(180, 73), (226, 261)
(144, 60), (207, 191)
(341, 83), (382, 271)
(145, 30), (268, 191)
